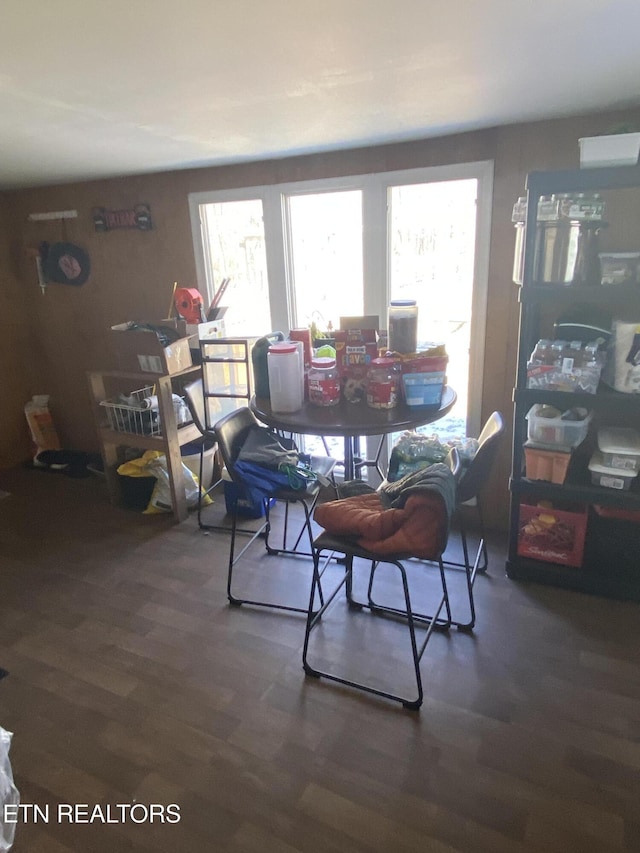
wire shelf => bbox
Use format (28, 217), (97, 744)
(99, 385), (160, 436)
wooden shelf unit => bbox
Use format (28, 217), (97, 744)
(88, 366), (201, 522)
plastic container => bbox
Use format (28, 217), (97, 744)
(388, 299), (418, 354)
(181, 439), (216, 488)
(588, 451), (638, 491)
(579, 133), (640, 168)
(308, 357), (340, 406)
(526, 405), (592, 448)
(597, 426), (640, 471)
(289, 328), (313, 370)
(267, 343), (303, 413)
(366, 357), (400, 409)
(517, 500), (588, 567)
(512, 196), (527, 285)
(401, 355), (448, 407)
(251, 332), (285, 398)
(599, 252), (640, 286)
(524, 442), (571, 484)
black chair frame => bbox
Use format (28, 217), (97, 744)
(366, 412), (504, 633)
(302, 450), (460, 710)
(214, 406), (336, 614)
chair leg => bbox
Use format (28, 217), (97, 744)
(263, 493), (322, 559)
(303, 550), (452, 710)
(226, 496), (321, 614)
(383, 500), (488, 633)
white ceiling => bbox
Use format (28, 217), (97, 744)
(2, 0), (640, 191)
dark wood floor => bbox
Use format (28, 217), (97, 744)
(1, 465), (639, 852)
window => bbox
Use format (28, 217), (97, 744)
(189, 161), (493, 441)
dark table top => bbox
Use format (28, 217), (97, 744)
(250, 385), (457, 438)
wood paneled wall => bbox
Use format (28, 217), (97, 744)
(3, 105), (640, 527)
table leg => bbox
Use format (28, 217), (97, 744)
(343, 437), (354, 482)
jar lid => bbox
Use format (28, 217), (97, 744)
(370, 357), (398, 367)
(311, 356), (336, 369)
(389, 299), (417, 307)
(268, 343), (297, 354)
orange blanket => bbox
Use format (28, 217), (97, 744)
(314, 490), (447, 559)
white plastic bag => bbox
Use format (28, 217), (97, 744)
(145, 454), (202, 514)
(0, 726), (19, 851)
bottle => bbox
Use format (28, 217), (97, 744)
(308, 357), (340, 406)
(512, 196), (527, 285)
(388, 299), (418, 354)
(366, 358), (401, 409)
(251, 332), (285, 398)
(267, 343), (303, 413)
(573, 222), (604, 287)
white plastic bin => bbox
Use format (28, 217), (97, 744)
(181, 440), (216, 488)
(588, 451), (638, 490)
(526, 405), (592, 448)
(597, 426), (640, 472)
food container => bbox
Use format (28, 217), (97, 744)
(267, 343), (303, 413)
(400, 355), (448, 407)
(588, 451), (639, 490)
(599, 252), (640, 286)
(308, 357), (340, 407)
(366, 357), (400, 409)
(526, 405), (592, 448)
(388, 299), (418, 354)
(597, 426), (640, 471)
(524, 442), (572, 484)
(517, 500), (588, 567)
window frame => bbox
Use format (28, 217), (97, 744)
(188, 160), (493, 438)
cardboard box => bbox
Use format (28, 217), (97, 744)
(334, 327), (378, 402)
(111, 320), (194, 375)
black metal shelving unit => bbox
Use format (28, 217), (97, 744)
(507, 164), (640, 601)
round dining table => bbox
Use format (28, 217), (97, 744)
(250, 385), (457, 480)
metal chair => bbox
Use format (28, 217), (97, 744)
(302, 449), (460, 710)
(213, 406), (336, 613)
(183, 378), (224, 530)
(367, 411), (505, 632)
(443, 410), (505, 629)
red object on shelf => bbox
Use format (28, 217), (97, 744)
(517, 501), (588, 568)
(174, 287), (203, 323)
(593, 504), (640, 522)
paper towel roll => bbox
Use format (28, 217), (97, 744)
(608, 320), (640, 393)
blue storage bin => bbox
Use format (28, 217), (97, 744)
(223, 480), (275, 519)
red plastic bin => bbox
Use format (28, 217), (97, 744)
(517, 501), (588, 568)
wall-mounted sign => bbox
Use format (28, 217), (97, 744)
(93, 203), (153, 232)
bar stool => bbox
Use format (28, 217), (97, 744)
(302, 449), (460, 710)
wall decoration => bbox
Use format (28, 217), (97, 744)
(39, 241), (91, 286)
(93, 203), (153, 232)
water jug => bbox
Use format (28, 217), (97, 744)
(251, 332), (285, 398)
(267, 343), (304, 412)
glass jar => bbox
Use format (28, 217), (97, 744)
(388, 299), (418, 354)
(308, 357), (340, 406)
(366, 357), (400, 409)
